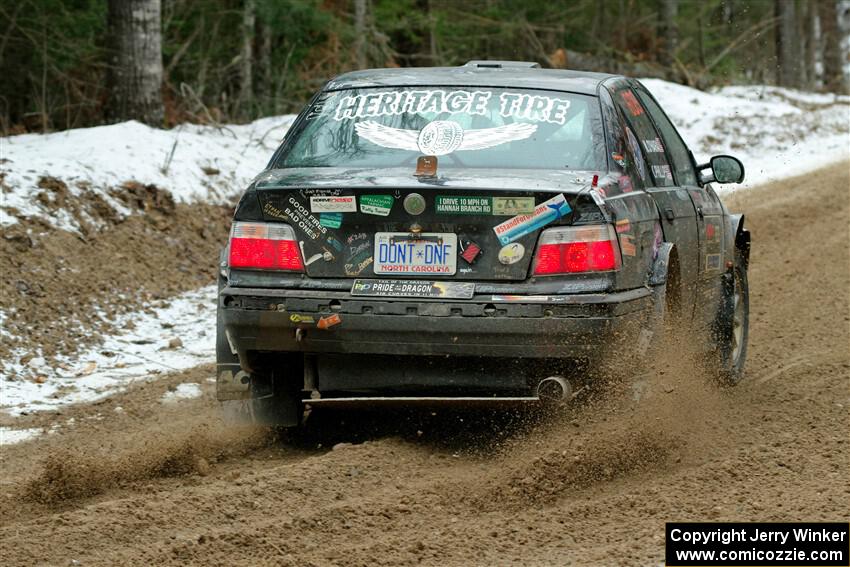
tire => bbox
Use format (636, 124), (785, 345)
(221, 389), (302, 428)
(711, 255), (749, 386)
(216, 271), (303, 428)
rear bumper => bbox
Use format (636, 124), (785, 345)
(220, 286), (653, 359)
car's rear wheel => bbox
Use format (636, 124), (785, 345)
(711, 254), (749, 385)
(217, 272), (303, 428)
(220, 372), (303, 428)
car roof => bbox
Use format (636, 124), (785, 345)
(324, 61), (619, 96)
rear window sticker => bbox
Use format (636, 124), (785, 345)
(334, 90), (493, 121)
(612, 153), (626, 167)
(619, 90), (644, 116)
(643, 138), (665, 153)
(310, 195), (356, 213)
(497, 92), (572, 125)
(493, 193), (572, 245)
(289, 314), (315, 324)
(625, 127), (648, 182)
(415, 155), (438, 176)
(652, 164), (673, 181)
(333, 89), (573, 126)
(355, 119), (537, 157)
(615, 218), (631, 233)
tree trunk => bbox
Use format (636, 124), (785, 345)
(819, 0), (844, 92)
(697, 8), (706, 68)
(774, 0), (801, 88)
(354, 0), (367, 69)
(428, 0), (439, 65)
(802, 0), (819, 89)
(658, 0), (678, 67)
(617, 0), (628, 52)
(239, 0), (255, 118)
(105, 0), (164, 125)
(257, 19), (272, 113)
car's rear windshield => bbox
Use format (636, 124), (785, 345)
(275, 87), (606, 171)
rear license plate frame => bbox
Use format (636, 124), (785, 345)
(373, 232), (458, 276)
(351, 279), (475, 299)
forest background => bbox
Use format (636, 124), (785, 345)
(1, 0), (848, 135)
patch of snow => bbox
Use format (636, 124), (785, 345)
(0, 115), (297, 229)
(161, 382), (203, 404)
(716, 85), (850, 107)
(0, 426), (42, 445)
(0, 285), (216, 416)
(641, 79), (850, 192)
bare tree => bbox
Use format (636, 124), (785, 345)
(801, 0), (819, 89)
(257, 18), (272, 111)
(819, 0), (844, 92)
(658, 0), (678, 67)
(239, 0), (255, 118)
(105, 0), (164, 125)
(354, 0), (367, 69)
(774, 0), (802, 88)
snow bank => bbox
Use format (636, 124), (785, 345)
(1, 286), (215, 416)
(641, 80), (849, 191)
(0, 115), (296, 230)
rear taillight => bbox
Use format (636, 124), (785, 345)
(228, 222), (304, 272)
(532, 225), (621, 275)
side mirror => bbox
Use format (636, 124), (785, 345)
(698, 155), (745, 185)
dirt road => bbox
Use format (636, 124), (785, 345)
(1, 162), (848, 566)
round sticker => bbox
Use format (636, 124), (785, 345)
(417, 121), (465, 155)
(498, 243), (525, 265)
(403, 193), (426, 215)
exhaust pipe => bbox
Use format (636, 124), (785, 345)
(536, 376), (572, 404)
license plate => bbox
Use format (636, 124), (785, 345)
(374, 232), (457, 275)
(351, 279), (475, 299)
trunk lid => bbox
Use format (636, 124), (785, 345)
(253, 167), (599, 281)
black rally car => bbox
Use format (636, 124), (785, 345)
(217, 61), (750, 426)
